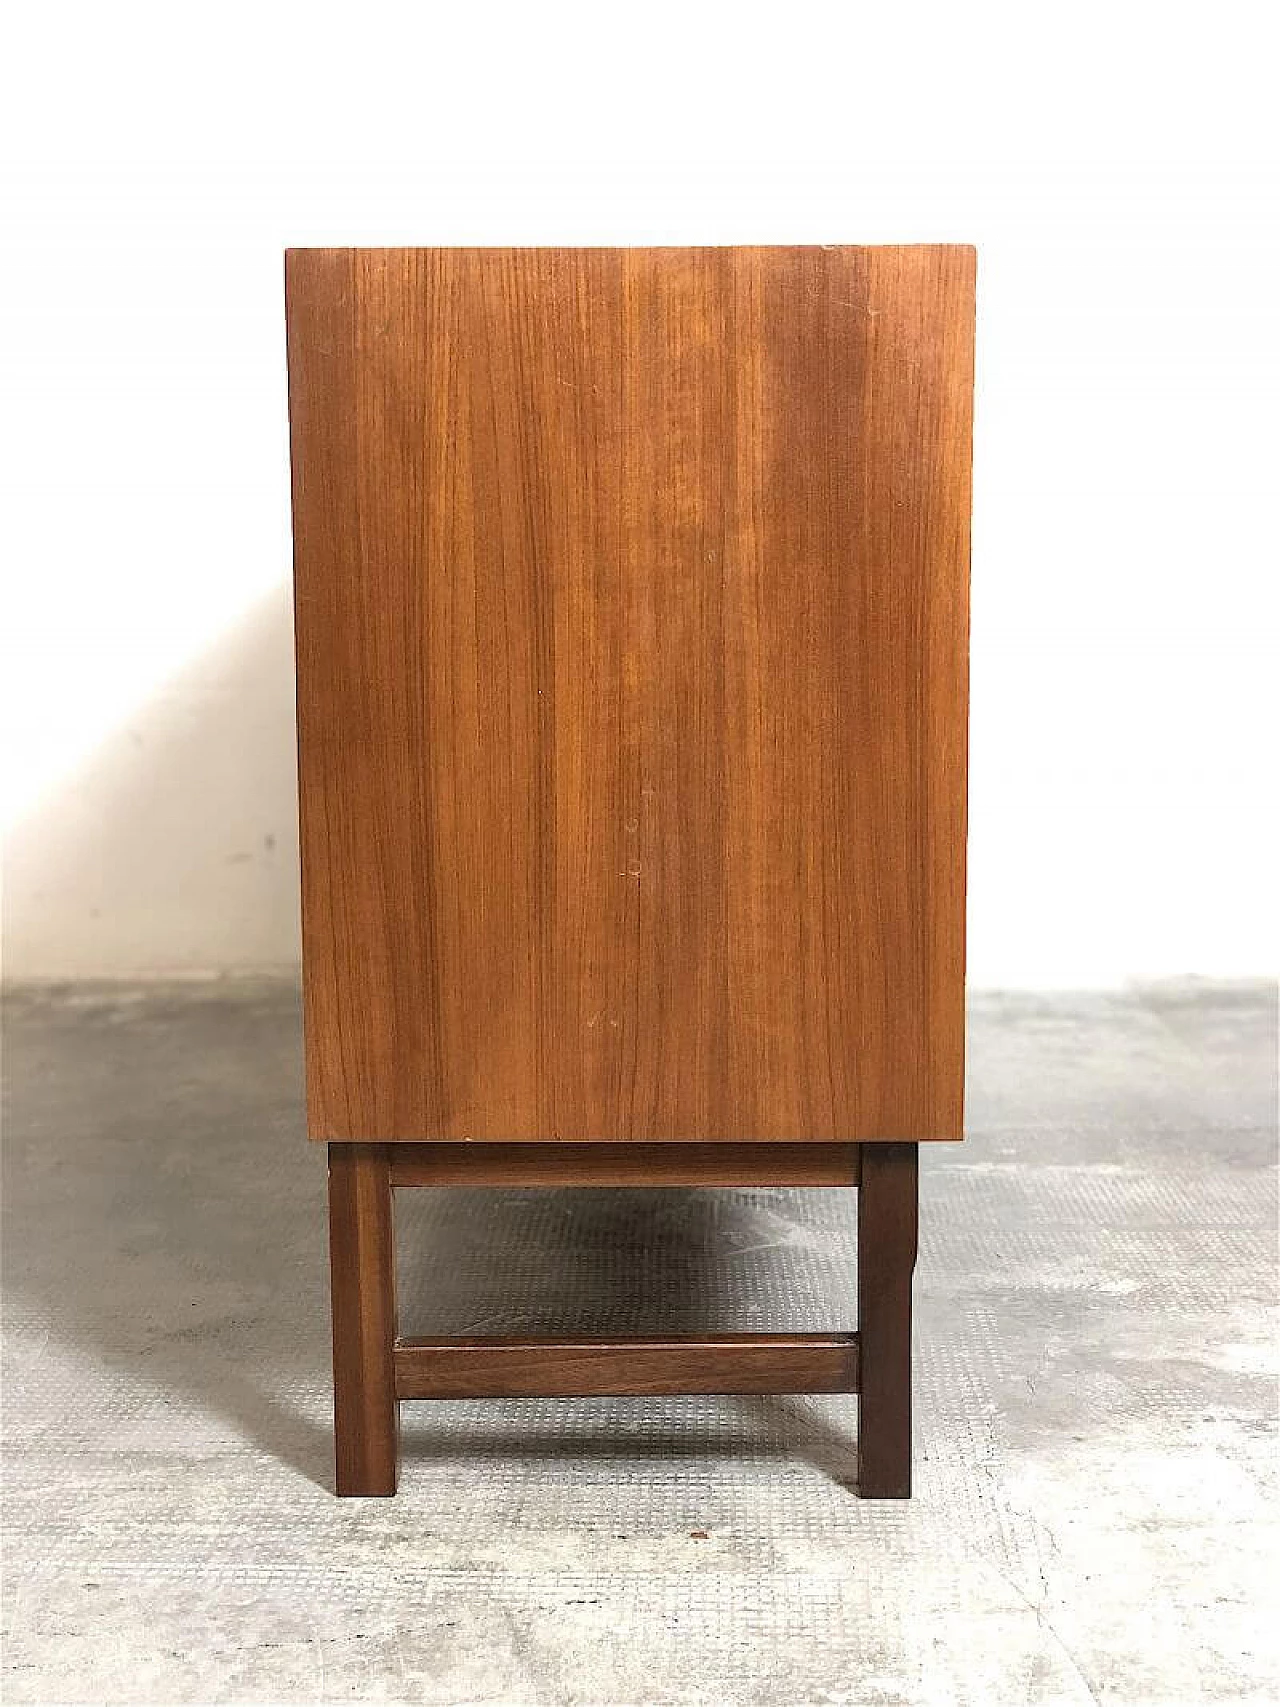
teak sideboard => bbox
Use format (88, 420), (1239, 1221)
(285, 245), (975, 1498)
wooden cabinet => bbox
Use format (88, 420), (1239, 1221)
(286, 246), (975, 1496)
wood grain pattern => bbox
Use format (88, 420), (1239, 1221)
(387, 1141), (860, 1187)
(328, 1143), (398, 1494)
(393, 1333), (859, 1399)
(287, 246), (975, 1143)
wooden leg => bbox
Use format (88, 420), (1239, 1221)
(857, 1143), (918, 1497)
(328, 1143), (398, 1495)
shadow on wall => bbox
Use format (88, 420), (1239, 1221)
(4, 588), (303, 979)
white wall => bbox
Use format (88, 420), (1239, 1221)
(3, 2), (1276, 985)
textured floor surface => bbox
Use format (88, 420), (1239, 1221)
(2, 980), (1277, 1706)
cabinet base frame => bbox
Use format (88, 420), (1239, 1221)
(327, 1140), (917, 1499)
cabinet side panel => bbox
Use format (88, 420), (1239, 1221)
(846, 246), (974, 1138)
(286, 250), (387, 1137)
(910, 247), (974, 1137)
(721, 246), (973, 1140)
(286, 245), (973, 1141)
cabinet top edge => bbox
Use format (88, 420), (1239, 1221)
(284, 243), (978, 259)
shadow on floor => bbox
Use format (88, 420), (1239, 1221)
(2, 982), (861, 1494)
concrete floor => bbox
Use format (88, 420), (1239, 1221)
(1, 981), (1276, 1706)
